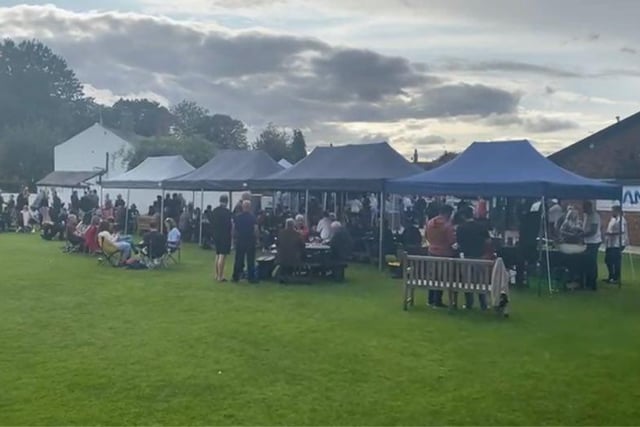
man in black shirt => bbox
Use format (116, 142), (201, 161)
(456, 207), (490, 309)
(142, 222), (167, 261)
(232, 200), (258, 283)
(212, 194), (232, 282)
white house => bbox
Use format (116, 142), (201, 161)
(54, 122), (133, 179)
(37, 123), (135, 205)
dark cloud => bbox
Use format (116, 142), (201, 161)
(441, 60), (583, 78)
(415, 84), (520, 118)
(620, 46), (637, 55)
(311, 48), (433, 102)
(523, 117), (578, 133)
(586, 32), (601, 42)
(0, 5), (520, 128)
(484, 114), (578, 133)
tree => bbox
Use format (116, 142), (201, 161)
(0, 122), (63, 184)
(0, 39), (86, 134)
(288, 129), (307, 163)
(126, 134), (214, 169)
(198, 114), (248, 150)
(102, 99), (172, 137)
(170, 100), (208, 138)
(253, 123), (290, 161)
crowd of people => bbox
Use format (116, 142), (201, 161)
(1, 187), (631, 288)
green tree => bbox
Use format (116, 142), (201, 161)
(170, 100), (208, 138)
(102, 99), (172, 137)
(198, 114), (248, 150)
(0, 122), (63, 184)
(0, 39), (86, 134)
(126, 134), (214, 169)
(288, 129), (307, 163)
(253, 123), (290, 161)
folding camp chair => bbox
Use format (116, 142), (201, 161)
(98, 235), (122, 267)
(165, 240), (182, 265)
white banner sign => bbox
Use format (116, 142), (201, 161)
(597, 186), (640, 212)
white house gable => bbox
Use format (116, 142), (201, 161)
(54, 123), (133, 179)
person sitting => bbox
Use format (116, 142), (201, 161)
(329, 221), (353, 262)
(401, 221), (422, 253)
(165, 218), (182, 252)
(277, 218), (305, 281)
(141, 221), (167, 262)
(97, 221), (133, 261)
(316, 211), (333, 242)
(83, 216), (101, 254)
(64, 214), (85, 250)
(295, 214), (309, 241)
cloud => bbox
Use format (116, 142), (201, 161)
(620, 46), (637, 55)
(522, 116), (578, 133)
(484, 114), (578, 133)
(0, 4), (518, 128)
(441, 60), (583, 78)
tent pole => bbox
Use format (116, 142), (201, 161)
(305, 189), (310, 226)
(124, 188), (130, 235)
(229, 191), (233, 211)
(542, 197), (552, 295)
(191, 191), (195, 207)
(323, 192), (327, 211)
(619, 193), (624, 288)
(160, 189), (165, 233)
(378, 191), (385, 271)
(199, 189), (204, 245)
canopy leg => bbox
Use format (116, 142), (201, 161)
(199, 189), (204, 246)
(124, 188), (130, 234)
(378, 191), (385, 271)
(160, 189), (165, 233)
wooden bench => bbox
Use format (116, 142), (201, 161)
(400, 253), (507, 314)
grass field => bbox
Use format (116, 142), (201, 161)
(1, 234), (639, 425)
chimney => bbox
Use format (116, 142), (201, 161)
(413, 149), (418, 163)
(616, 116), (621, 123)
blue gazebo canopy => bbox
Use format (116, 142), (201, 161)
(386, 140), (621, 200)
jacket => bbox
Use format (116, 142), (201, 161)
(426, 215), (455, 257)
(490, 257), (509, 307)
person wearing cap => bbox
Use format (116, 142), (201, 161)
(604, 204), (628, 284)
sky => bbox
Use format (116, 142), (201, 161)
(1, 1), (639, 159)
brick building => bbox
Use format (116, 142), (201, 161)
(550, 111), (640, 244)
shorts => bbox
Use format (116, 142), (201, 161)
(215, 239), (231, 255)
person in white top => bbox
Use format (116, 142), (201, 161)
(165, 218), (182, 250)
(316, 211), (333, 241)
(348, 198), (362, 214)
(547, 199), (563, 235)
(582, 201), (602, 290)
(604, 204), (627, 284)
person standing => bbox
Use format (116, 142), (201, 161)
(212, 194), (232, 282)
(582, 201), (602, 290)
(425, 204), (455, 307)
(232, 200), (258, 283)
(604, 204), (628, 284)
(456, 207), (490, 309)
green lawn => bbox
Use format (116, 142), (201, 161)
(1, 234), (639, 425)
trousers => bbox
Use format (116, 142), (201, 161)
(233, 240), (256, 282)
